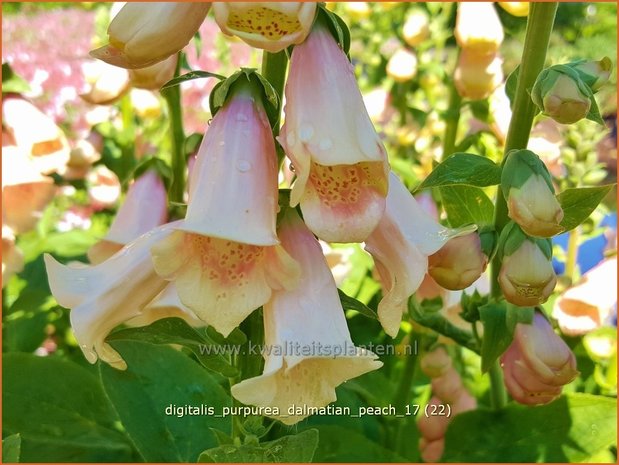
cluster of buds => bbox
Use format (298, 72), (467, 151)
(501, 311), (579, 405)
(531, 58), (612, 125)
(418, 347), (477, 462)
(386, 7), (429, 83)
(454, 2), (504, 100)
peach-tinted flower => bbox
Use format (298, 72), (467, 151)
(129, 54), (178, 90)
(387, 48), (418, 83)
(231, 209), (382, 425)
(88, 170), (168, 264)
(129, 89), (162, 119)
(213, 2), (316, 53)
(2, 95), (70, 174)
(2, 225), (24, 287)
(62, 137), (102, 180)
(45, 222), (181, 369)
(428, 232), (488, 290)
(454, 49), (503, 101)
(79, 60), (130, 105)
(418, 397), (450, 441)
(2, 146), (56, 234)
(128, 283), (205, 328)
(91, 2), (211, 69)
(402, 9), (430, 47)
(553, 257), (617, 336)
(151, 81), (299, 336)
(365, 173), (474, 337)
(455, 2), (504, 56)
(420, 346), (452, 378)
(87, 165), (121, 210)
(531, 69), (591, 125)
(501, 312), (578, 405)
(279, 22), (389, 242)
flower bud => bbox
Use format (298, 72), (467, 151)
(455, 2), (504, 56)
(501, 149), (563, 237)
(87, 165), (121, 210)
(420, 438), (444, 463)
(420, 346), (452, 378)
(129, 54), (178, 90)
(80, 60), (130, 105)
(501, 311), (579, 405)
(431, 367), (464, 403)
(498, 223), (557, 307)
(417, 397), (450, 441)
(343, 2), (371, 20)
(498, 2), (529, 17)
(386, 48), (418, 83)
(130, 89), (162, 119)
(569, 57), (612, 92)
(91, 3), (211, 69)
(402, 9), (429, 47)
(454, 50), (503, 100)
(531, 67), (592, 125)
(213, 2), (316, 53)
(63, 138), (102, 180)
(428, 232), (488, 291)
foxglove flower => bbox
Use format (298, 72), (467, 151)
(402, 9), (430, 47)
(88, 170), (168, 264)
(570, 57), (612, 92)
(45, 222), (180, 370)
(91, 3), (211, 69)
(365, 173), (474, 337)
(129, 283), (204, 328)
(386, 48), (418, 83)
(428, 232), (488, 290)
(79, 60), (130, 105)
(454, 49), (503, 101)
(231, 209), (382, 425)
(498, 2), (529, 17)
(279, 22), (390, 242)
(455, 2), (504, 56)
(420, 346), (452, 378)
(62, 137), (102, 181)
(129, 54), (178, 90)
(213, 2), (316, 52)
(501, 311), (579, 405)
(151, 81), (299, 337)
(87, 165), (121, 210)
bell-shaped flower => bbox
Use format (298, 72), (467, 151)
(428, 232), (488, 290)
(2, 96), (70, 175)
(151, 80), (299, 337)
(386, 48), (418, 83)
(498, 2), (530, 17)
(87, 165), (121, 210)
(501, 311), (579, 405)
(501, 149), (564, 237)
(364, 173), (474, 337)
(91, 2), (211, 69)
(62, 137), (102, 181)
(279, 22), (389, 242)
(454, 49), (503, 101)
(231, 209), (382, 425)
(213, 2), (316, 53)
(455, 2), (504, 56)
(402, 9), (430, 47)
(129, 54), (178, 90)
(2, 225), (24, 287)
(130, 89), (162, 119)
(79, 60), (130, 105)
(45, 222), (181, 370)
(553, 257), (617, 336)
(420, 346), (452, 378)
(128, 283), (205, 328)
(2, 146), (56, 234)
(88, 170), (168, 264)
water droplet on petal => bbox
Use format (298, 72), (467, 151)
(236, 160), (252, 172)
(299, 124), (314, 142)
(319, 138), (333, 151)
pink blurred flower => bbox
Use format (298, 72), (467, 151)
(87, 165), (121, 210)
(501, 312), (579, 405)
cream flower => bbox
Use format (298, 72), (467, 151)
(79, 60), (130, 105)
(279, 22), (389, 242)
(231, 209), (382, 425)
(129, 54), (178, 90)
(365, 173), (474, 337)
(455, 2), (504, 56)
(151, 81), (299, 336)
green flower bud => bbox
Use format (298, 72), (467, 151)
(501, 150), (564, 238)
(497, 222), (557, 307)
(531, 65), (593, 124)
(568, 57), (612, 92)
(428, 232), (488, 290)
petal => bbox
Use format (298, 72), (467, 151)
(128, 283), (204, 328)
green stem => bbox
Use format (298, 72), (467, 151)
(442, 81), (463, 159)
(490, 2), (558, 297)
(162, 54), (186, 206)
(565, 227), (580, 282)
(488, 361), (508, 409)
(261, 50), (288, 131)
(393, 350), (417, 413)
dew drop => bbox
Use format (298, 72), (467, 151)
(236, 160), (252, 172)
(319, 138), (333, 151)
(299, 123), (314, 142)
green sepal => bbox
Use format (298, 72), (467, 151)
(501, 149), (554, 201)
(478, 226), (498, 261)
(160, 70), (225, 92)
(533, 236), (553, 260)
(128, 157), (173, 192)
(565, 56), (612, 92)
(497, 221), (527, 259)
(459, 290), (487, 324)
(315, 4), (351, 55)
(208, 68), (280, 128)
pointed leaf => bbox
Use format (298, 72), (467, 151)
(558, 185), (614, 231)
(417, 153), (501, 190)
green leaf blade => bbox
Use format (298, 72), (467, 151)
(558, 185), (614, 231)
(418, 153), (502, 190)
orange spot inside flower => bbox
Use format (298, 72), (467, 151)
(307, 161), (388, 209)
(185, 234), (264, 288)
(228, 7), (301, 40)
(32, 139), (64, 156)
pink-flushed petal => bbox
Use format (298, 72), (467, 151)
(231, 209), (382, 425)
(213, 2), (316, 53)
(87, 241), (124, 265)
(183, 84), (279, 246)
(45, 221), (181, 369)
(127, 283), (205, 328)
(417, 397), (450, 441)
(151, 230), (298, 337)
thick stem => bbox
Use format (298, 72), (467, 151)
(442, 81), (463, 159)
(490, 2), (558, 297)
(162, 54), (186, 206)
(488, 361), (508, 409)
(261, 50), (288, 135)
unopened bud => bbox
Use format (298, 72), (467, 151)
(454, 50), (503, 100)
(498, 222), (557, 307)
(428, 232), (488, 290)
(386, 48), (418, 83)
(569, 57), (612, 92)
(455, 2), (504, 56)
(403, 9), (430, 47)
(420, 346), (452, 378)
(501, 149), (563, 237)
(498, 2), (529, 17)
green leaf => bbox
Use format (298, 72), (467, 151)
(107, 317), (238, 377)
(3, 353), (135, 462)
(338, 289), (378, 319)
(199, 429), (319, 463)
(417, 153), (501, 190)
(160, 70), (225, 91)
(2, 434), (21, 463)
(442, 393), (617, 462)
(558, 185), (614, 231)
(505, 65), (520, 110)
(2, 62), (30, 94)
(439, 185), (495, 228)
(99, 340), (232, 462)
